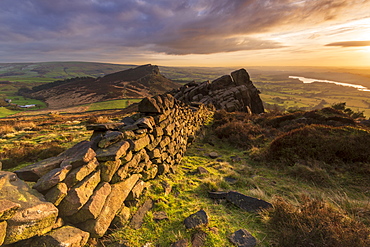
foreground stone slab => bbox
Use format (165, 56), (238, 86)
(78, 174), (141, 237)
(129, 199), (153, 229)
(30, 225), (90, 247)
(33, 165), (72, 192)
(228, 229), (257, 247)
(60, 141), (96, 168)
(226, 191), (272, 212)
(14, 156), (64, 181)
(0, 171), (58, 245)
(15, 141), (96, 181)
(184, 209), (208, 229)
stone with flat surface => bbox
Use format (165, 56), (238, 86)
(78, 174), (141, 237)
(30, 225), (90, 247)
(0, 171), (58, 245)
(33, 165), (72, 192)
(228, 229), (257, 247)
(58, 170), (101, 217)
(226, 191), (272, 212)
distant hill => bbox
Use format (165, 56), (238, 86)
(20, 64), (179, 109)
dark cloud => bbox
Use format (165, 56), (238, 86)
(325, 41), (370, 47)
(0, 0), (368, 61)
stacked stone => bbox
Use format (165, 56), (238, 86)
(5, 93), (212, 245)
(170, 68), (265, 114)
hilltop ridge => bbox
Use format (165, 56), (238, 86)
(20, 64), (179, 109)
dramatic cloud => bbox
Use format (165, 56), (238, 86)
(325, 41), (370, 47)
(0, 0), (369, 62)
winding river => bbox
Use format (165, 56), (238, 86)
(289, 76), (370, 92)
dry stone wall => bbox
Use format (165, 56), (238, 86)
(0, 94), (213, 246)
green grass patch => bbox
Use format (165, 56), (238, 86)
(86, 98), (142, 111)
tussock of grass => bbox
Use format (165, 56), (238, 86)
(264, 195), (370, 247)
(286, 162), (333, 186)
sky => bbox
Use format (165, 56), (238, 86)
(1, 0), (370, 67)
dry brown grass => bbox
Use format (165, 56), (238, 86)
(0, 124), (15, 135)
(86, 116), (111, 124)
(0, 142), (66, 170)
(13, 121), (37, 131)
(264, 195), (370, 247)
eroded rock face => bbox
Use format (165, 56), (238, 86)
(0, 171), (58, 245)
(171, 68), (264, 114)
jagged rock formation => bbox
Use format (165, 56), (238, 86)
(2, 94), (212, 245)
(23, 64), (179, 109)
(170, 68), (264, 114)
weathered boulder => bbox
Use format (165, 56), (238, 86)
(60, 141), (96, 168)
(101, 160), (122, 182)
(14, 156), (64, 181)
(33, 165), (72, 192)
(139, 97), (162, 113)
(64, 158), (99, 188)
(78, 174), (141, 237)
(15, 141), (96, 181)
(191, 230), (208, 247)
(111, 206), (131, 228)
(98, 131), (124, 149)
(184, 209), (208, 229)
(30, 225), (90, 247)
(67, 182), (111, 224)
(129, 199), (153, 229)
(0, 171), (58, 245)
(96, 140), (130, 161)
(228, 229), (257, 247)
(171, 239), (188, 247)
(129, 135), (150, 152)
(153, 211), (169, 221)
(44, 183), (68, 206)
(0, 199), (20, 221)
(58, 170), (101, 217)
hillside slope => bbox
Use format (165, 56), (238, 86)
(22, 64), (179, 109)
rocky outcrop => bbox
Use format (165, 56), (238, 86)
(170, 68), (264, 114)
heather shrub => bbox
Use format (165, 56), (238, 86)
(267, 125), (370, 164)
(213, 110), (265, 148)
(265, 196), (370, 247)
(214, 118), (264, 149)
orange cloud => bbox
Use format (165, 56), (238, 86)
(325, 41), (370, 47)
